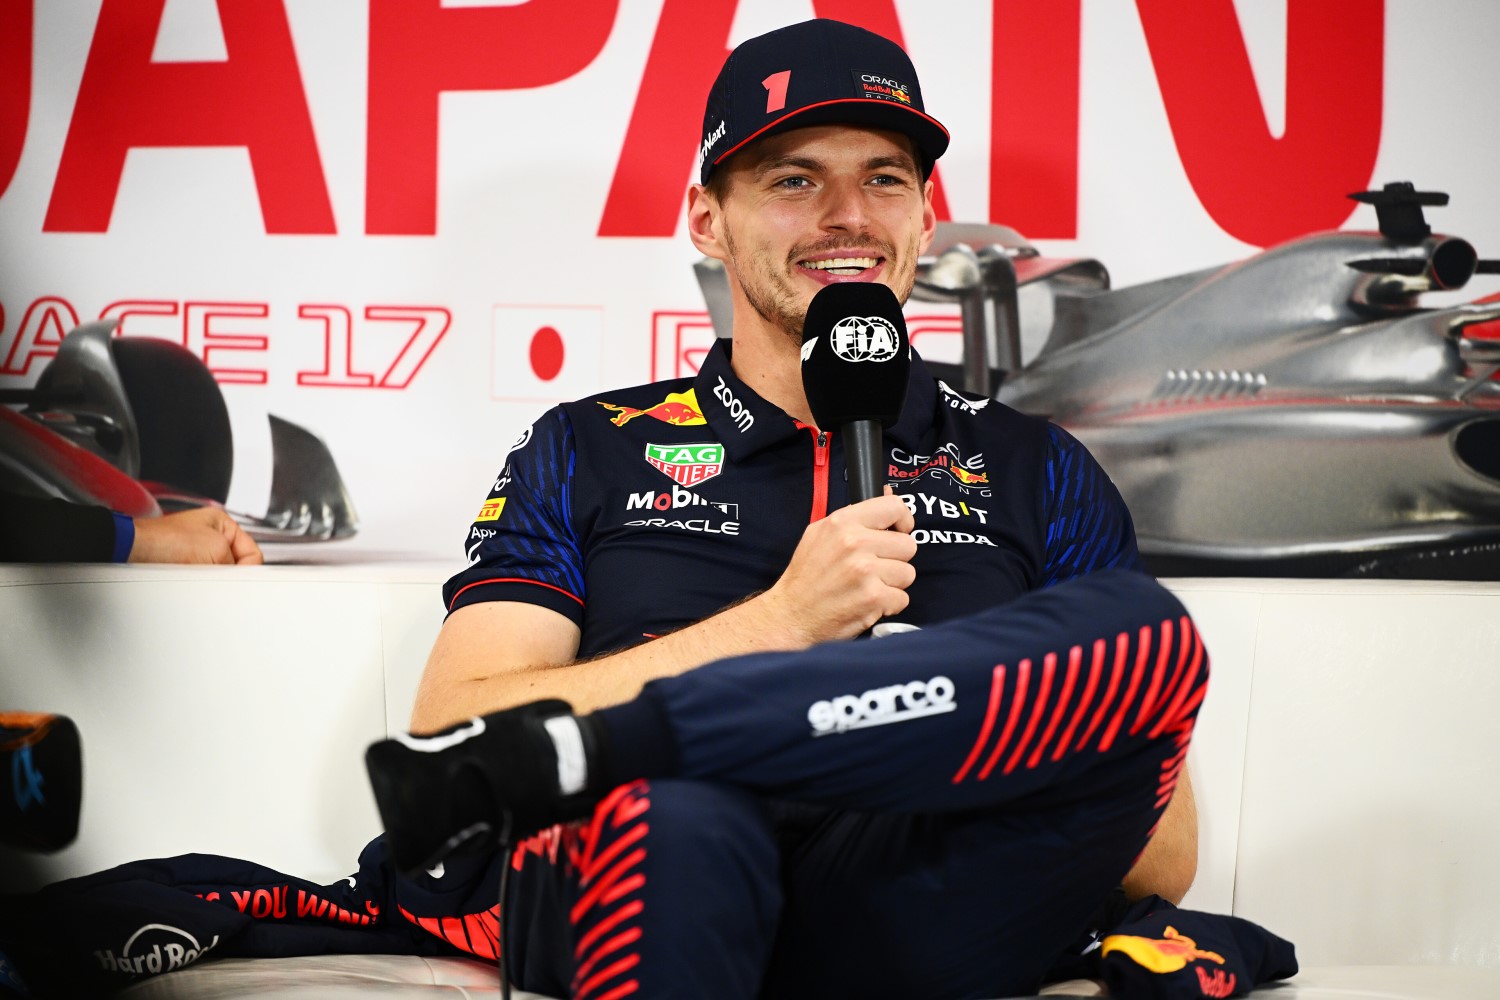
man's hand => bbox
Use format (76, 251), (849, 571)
(128, 508), (264, 565)
(756, 490), (917, 645)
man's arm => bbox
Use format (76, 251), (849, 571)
(0, 492), (117, 561)
(129, 507), (263, 565)
(1121, 766), (1197, 904)
(0, 493), (261, 565)
(411, 492), (917, 732)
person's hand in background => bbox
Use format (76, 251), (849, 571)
(129, 507), (263, 565)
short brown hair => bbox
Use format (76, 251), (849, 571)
(703, 163), (733, 204)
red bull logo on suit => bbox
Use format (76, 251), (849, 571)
(1101, 925), (1227, 974)
(598, 389), (706, 427)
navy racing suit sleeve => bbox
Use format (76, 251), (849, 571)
(1039, 424), (1143, 587)
(0, 491), (123, 562)
(442, 409), (585, 625)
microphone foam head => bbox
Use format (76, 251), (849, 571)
(801, 282), (910, 428)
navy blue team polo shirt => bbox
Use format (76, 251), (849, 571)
(445, 340), (1140, 658)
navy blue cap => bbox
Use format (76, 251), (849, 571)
(699, 19), (950, 185)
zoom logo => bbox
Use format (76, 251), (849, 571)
(807, 676), (956, 735)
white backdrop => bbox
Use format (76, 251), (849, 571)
(2, 0), (1497, 558)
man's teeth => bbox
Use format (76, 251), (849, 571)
(801, 257), (878, 276)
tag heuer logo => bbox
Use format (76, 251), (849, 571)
(645, 443), (724, 487)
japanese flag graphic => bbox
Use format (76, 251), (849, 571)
(491, 305), (604, 402)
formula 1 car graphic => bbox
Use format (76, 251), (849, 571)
(0, 321), (358, 542)
(699, 182), (1500, 578)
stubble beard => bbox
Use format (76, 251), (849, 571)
(723, 226), (922, 350)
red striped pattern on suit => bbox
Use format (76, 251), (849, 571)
(951, 616), (1206, 800)
(570, 780), (651, 1000)
(397, 901), (502, 960)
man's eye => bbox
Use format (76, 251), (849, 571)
(870, 174), (906, 187)
(774, 176), (811, 189)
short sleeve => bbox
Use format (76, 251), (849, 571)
(1039, 424), (1143, 586)
(442, 409), (585, 623)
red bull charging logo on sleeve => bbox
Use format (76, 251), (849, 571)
(1101, 925), (1236, 996)
(598, 389), (707, 427)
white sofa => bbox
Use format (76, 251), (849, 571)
(2, 563), (1498, 998)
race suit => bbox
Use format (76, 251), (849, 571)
(440, 341), (1190, 999)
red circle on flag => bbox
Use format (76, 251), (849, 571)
(529, 325), (565, 381)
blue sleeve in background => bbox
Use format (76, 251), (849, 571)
(109, 511), (135, 563)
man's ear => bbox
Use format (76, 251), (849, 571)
(686, 184), (728, 261)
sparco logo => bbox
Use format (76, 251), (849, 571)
(96, 923), (220, 977)
(713, 375), (754, 432)
(808, 675), (957, 735)
(830, 315), (901, 363)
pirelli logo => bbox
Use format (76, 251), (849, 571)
(476, 498), (506, 522)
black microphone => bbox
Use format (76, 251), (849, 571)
(801, 283), (911, 504)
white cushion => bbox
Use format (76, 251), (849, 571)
(115, 956), (1500, 999)
(116, 954), (549, 999)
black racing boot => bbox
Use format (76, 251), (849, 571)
(365, 700), (602, 873)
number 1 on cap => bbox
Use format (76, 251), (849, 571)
(763, 70), (791, 113)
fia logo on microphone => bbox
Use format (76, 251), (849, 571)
(829, 316), (900, 362)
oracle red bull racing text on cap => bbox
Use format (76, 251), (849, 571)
(698, 19), (950, 184)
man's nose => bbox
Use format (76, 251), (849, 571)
(818, 179), (870, 233)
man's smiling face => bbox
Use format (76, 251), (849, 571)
(704, 123), (936, 344)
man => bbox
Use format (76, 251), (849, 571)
(369, 19), (1201, 1000)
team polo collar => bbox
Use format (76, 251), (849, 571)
(693, 341), (805, 460)
(693, 339), (941, 459)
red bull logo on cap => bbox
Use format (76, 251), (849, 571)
(599, 389), (707, 427)
(856, 73), (914, 105)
